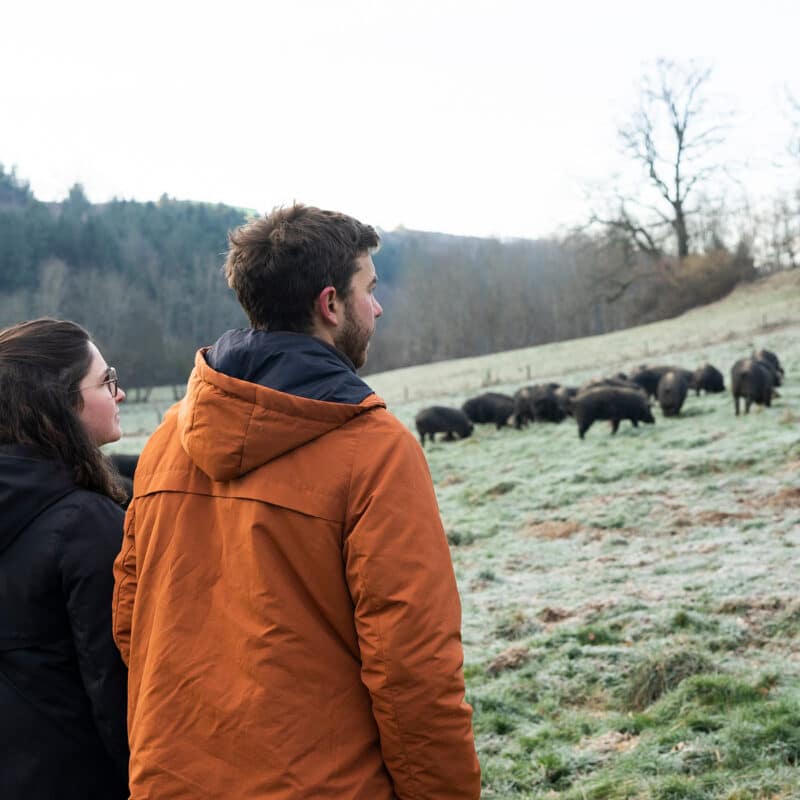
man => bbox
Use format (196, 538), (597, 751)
(113, 204), (481, 799)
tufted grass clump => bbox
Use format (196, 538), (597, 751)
(724, 696), (800, 768)
(623, 649), (717, 711)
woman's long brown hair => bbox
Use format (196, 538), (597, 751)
(0, 318), (125, 503)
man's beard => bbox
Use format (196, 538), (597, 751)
(335, 301), (373, 370)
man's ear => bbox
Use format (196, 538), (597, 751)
(316, 285), (340, 327)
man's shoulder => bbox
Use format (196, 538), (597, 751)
(346, 405), (428, 474)
(350, 403), (416, 442)
(134, 405), (190, 481)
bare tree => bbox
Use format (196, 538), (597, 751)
(594, 59), (726, 260)
(761, 192), (800, 270)
(788, 89), (800, 161)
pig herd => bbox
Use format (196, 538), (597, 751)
(414, 348), (786, 446)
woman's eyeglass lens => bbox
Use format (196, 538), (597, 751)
(100, 367), (119, 397)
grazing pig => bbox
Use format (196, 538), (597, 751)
(691, 363), (725, 395)
(580, 375), (646, 395)
(630, 365), (692, 398)
(554, 385), (579, 418)
(753, 349), (784, 387)
(513, 387), (536, 428)
(573, 386), (655, 439)
(657, 370), (690, 417)
(462, 392), (515, 429)
(513, 383), (565, 427)
(731, 358), (773, 415)
(415, 406), (473, 446)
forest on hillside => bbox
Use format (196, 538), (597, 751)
(0, 160), (786, 391)
(1, 62), (798, 390)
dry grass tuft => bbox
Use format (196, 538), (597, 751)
(716, 596), (785, 615)
(486, 645), (530, 676)
(538, 606), (574, 623)
(520, 520), (580, 539)
(485, 481), (517, 496)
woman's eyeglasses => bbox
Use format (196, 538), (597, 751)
(81, 367), (120, 397)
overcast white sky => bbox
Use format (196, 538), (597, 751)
(2, 0), (798, 239)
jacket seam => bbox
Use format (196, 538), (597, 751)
(344, 417), (422, 796)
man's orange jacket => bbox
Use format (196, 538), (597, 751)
(113, 342), (481, 799)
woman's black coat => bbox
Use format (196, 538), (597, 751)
(0, 444), (129, 799)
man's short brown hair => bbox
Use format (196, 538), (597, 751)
(224, 204), (380, 332)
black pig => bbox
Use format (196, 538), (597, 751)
(462, 392), (515, 429)
(513, 384), (565, 427)
(731, 358), (773, 415)
(691, 363), (725, 395)
(415, 406), (474, 446)
(657, 370), (690, 417)
(573, 387), (655, 439)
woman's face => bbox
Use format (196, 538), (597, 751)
(77, 342), (126, 446)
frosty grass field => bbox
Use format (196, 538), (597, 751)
(111, 271), (800, 799)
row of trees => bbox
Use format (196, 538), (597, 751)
(367, 231), (756, 374)
(0, 170), (247, 390)
(0, 161), (758, 385)
(0, 61), (796, 389)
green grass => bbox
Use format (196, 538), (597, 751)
(108, 271), (800, 799)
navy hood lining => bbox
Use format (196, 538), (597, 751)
(205, 330), (374, 405)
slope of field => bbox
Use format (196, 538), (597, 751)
(367, 268), (800, 407)
(112, 271), (800, 799)
(374, 271), (800, 800)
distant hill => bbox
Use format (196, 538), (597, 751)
(0, 163), (764, 384)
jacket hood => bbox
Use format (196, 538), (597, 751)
(179, 331), (385, 482)
(0, 445), (78, 555)
(207, 329), (374, 405)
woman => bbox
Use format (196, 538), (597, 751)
(0, 318), (129, 799)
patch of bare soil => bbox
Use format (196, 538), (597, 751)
(694, 509), (754, 525)
(768, 486), (800, 508)
(538, 606), (574, 623)
(715, 595), (798, 636)
(536, 600), (620, 628)
(581, 598), (619, 618)
(717, 596), (787, 615)
(579, 730), (640, 756)
(520, 520), (580, 539)
(439, 474), (464, 486)
(486, 646), (530, 676)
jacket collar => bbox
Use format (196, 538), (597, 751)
(178, 341), (385, 482)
